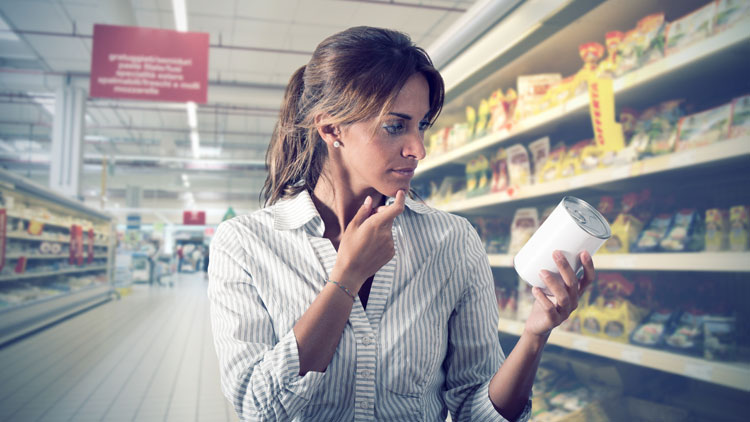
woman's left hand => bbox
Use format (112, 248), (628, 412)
(523, 250), (596, 338)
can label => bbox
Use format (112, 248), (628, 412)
(514, 196), (611, 293)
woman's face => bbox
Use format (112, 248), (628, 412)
(337, 73), (430, 197)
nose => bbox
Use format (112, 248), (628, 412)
(403, 131), (426, 161)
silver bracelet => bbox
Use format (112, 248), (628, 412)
(327, 279), (356, 301)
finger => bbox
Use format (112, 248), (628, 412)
(531, 287), (557, 313)
(579, 251), (596, 294)
(350, 195), (373, 228)
(553, 250), (579, 295)
(372, 190), (406, 222)
(540, 270), (572, 311)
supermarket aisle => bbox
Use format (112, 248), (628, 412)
(0, 273), (240, 422)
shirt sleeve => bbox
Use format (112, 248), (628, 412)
(442, 219), (531, 422)
(207, 221), (326, 421)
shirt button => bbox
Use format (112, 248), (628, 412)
(360, 400), (370, 409)
(362, 336), (373, 346)
(361, 369), (372, 378)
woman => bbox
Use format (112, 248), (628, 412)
(208, 26), (595, 421)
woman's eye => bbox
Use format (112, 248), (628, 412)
(382, 121), (405, 135)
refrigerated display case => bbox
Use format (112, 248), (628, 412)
(0, 168), (115, 345)
(417, 0), (750, 419)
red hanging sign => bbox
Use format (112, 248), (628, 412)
(90, 24), (209, 103)
(70, 225), (84, 266)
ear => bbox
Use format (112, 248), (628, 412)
(314, 114), (341, 147)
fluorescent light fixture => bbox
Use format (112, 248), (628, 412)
(186, 101), (197, 129)
(184, 181), (191, 188)
(181, 173), (188, 182)
(172, 0), (188, 32)
(190, 130), (200, 158)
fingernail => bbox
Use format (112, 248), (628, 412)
(363, 196), (371, 206)
(553, 250), (563, 262)
(539, 270), (548, 280)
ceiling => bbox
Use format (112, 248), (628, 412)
(0, 0), (480, 224)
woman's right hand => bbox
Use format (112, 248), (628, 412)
(330, 190), (406, 290)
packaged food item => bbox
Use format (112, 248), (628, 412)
(475, 99), (492, 138)
(506, 144), (532, 186)
(579, 144), (602, 172)
(465, 155), (490, 197)
(729, 205), (749, 250)
(597, 196), (617, 223)
(516, 73), (562, 120)
(580, 273), (646, 343)
(573, 42), (605, 96)
(630, 310), (675, 348)
(528, 137), (550, 184)
(602, 214), (644, 254)
(559, 140), (589, 178)
(508, 207), (539, 254)
(675, 103), (732, 151)
(514, 197), (611, 294)
(539, 143), (566, 183)
(729, 94), (750, 138)
(633, 214), (672, 252)
(636, 13), (666, 66)
(476, 217), (510, 254)
(629, 100), (686, 158)
(714, 0), (750, 33)
(665, 311), (704, 355)
(660, 209), (704, 252)
(488, 89), (511, 134)
(465, 106), (477, 139)
(665, 3), (717, 55)
(616, 28), (640, 76)
(705, 208), (729, 251)
(490, 148), (509, 193)
(703, 314), (737, 360)
(597, 31), (625, 78)
(447, 122), (471, 151)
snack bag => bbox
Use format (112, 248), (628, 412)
(465, 106), (477, 139)
(705, 208), (729, 251)
(488, 89), (510, 134)
(665, 3), (717, 55)
(703, 314), (737, 360)
(477, 217), (510, 254)
(516, 74), (562, 121)
(660, 209), (704, 252)
(729, 205), (749, 250)
(508, 207), (539, 254)
(597, 31), (625, 78)
(465, 158), (479, 196)
(714, 0), (750, 33)
(601, 213), (644, 254)
(729, 94), (750, 138)
(634, 214), (673, 252)
(636, 13), (666, 65)
(597, 196), (617, 223)
(573, 42), (605, 96)
(490, 148), (509, 193)
(676, 103), (732, 151)
(476, 99), (492, 138)
(506, 144), (532, 186)
(559, 140), (588, 178)
(475, 154), (491, 197)
(630, 310), (675, 348)
(616, 28), (640, 76)
(538, 143), (566, 183)
(650, 100), (686, 155)
(528, 137), (550, 184)
(579, 144), (602, 172)
(665, 310), (704, 356)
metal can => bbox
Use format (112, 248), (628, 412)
(514, 196), (611, 293)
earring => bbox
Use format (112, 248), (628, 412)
(333, 141), (341, 148)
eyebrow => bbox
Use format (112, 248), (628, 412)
(387, 112), (430, 121)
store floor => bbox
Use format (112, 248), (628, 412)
(0, 272), (240, 422)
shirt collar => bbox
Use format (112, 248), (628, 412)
(273, 189), (433, 234)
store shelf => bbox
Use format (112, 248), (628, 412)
(0, 283), (111, 346)
(437, 136), (750, 214)
(6, 233), (70, 243)
(497, 317), (750, 392)
(418, 23), (750, 175)
(5, 255), (69, 261)
(0, 265), (108, 282)
(6, 212), (73, 230)
(488, 252), (750, 272)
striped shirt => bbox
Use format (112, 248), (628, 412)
(208, 190), (531, 421)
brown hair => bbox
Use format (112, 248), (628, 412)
(262, 26), (444, 205)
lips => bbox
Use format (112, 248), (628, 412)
(392, 167), (416, 177)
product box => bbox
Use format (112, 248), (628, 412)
(675, 103), (732, 151)
(508, 207), (539, 254)
(515, 73), (562, 120)
(490, 148), (509, 192)
(665, 2), (717, 55)
(528, 137), (550, 184)
(506, 144), (532, 186)
(714, 0), (750, 33)
(705, 208), (729, 251)
(729, 94), (750, 138)
(729, 205), (749, 250)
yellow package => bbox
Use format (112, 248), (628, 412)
(729, 205), (749, 251)
(581, 297), (647, 343)
(559, 140), (588, 178)
(600, 213), (644, 254)
(476, 99), (491, 137)
(705, 209), (729, 252)
(539, 143), (566, 183)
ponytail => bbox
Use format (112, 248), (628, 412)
(262, 65), (326, 205)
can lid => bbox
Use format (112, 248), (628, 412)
(562, 196), (611, 239)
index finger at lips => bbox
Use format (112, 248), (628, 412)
(552, 250), (579, 293)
